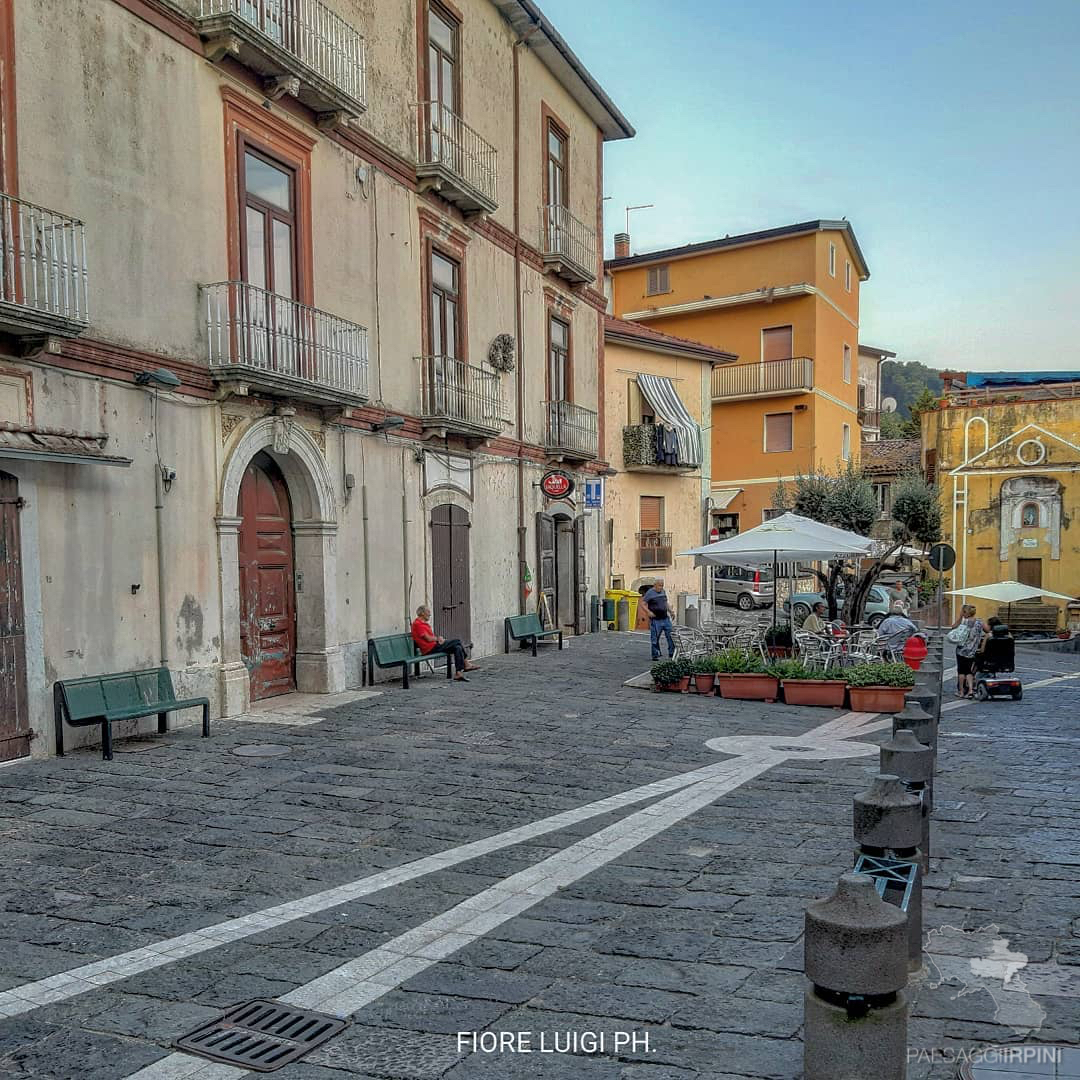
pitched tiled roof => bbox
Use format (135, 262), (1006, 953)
(603, 316), (738, 363)
(861, 439), (921, 476)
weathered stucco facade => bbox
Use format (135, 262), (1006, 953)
(924, 376), (1080, 626)
(0, 0), (633, 758)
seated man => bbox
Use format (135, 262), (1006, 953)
(411, 605), (479, 682)
(801, 602), (829, 635)
(877, 603), (919, 654)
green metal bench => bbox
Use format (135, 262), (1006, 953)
(366, 634), (451, 689)
(504, 613), (563, 657)
(53, 667), (211, 761)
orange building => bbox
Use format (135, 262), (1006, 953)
(606, 220), (871, 535)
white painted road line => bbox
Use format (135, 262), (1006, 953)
(124, 722), (883, 1079)
(0, 729), (842, 1020)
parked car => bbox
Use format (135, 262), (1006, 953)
(784, 585), (891, 627)
(712, 565), (774, 611)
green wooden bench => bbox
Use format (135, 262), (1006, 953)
(366, 634), (451, 689)
(504, 613), (564, 657)
(53, 667), (211, 761)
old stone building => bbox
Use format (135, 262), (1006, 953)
(924, 371), (1080, 627)
(0, 0), (632, 758)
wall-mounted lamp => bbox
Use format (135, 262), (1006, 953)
(135, 367), (181, 389)
(371, 416), (406, 433)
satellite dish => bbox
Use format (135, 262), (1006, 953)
(882, 397), (898, 413)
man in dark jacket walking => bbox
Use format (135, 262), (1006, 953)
(643, 579), (675, 660)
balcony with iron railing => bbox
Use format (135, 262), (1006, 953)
(416, 102), (498, 215)
(637, 531), (673, 569)
(622, 423), (697, 473)
(202, 280), (368, 406)
(540, 204), (596, 284)
(711, 357), (814, 402)
(544, 399), (597, 461)
(418, 355), (506, 439)
(194, 0), (366, 126)
(0, 192), (89, 340)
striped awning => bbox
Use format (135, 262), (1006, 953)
(635, 373), (702, 467)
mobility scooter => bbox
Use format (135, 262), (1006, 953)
(974, 624), (1022, 701)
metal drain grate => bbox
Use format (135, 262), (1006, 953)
(175, 1000), (347, 1072)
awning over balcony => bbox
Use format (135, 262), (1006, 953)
(711, 487), (742, 510)
(0, 425), (131, 467)
(636, 374), (702, 467)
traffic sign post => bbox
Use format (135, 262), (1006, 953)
(928, 543), (956, 629)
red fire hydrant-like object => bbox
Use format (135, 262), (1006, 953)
(903, 634), (928, 670)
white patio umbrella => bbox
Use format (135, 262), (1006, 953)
(680, 513), (876, 627)
(945, 580), (1078, 623)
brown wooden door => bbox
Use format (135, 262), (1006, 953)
(238, 454), (296, 701)
(0, 472), (29, 762)
(1017, 558), (1043, 598)
(431, 504), (471, 644)
(574, 514), (588, 635)
(536, 512), (556, 629)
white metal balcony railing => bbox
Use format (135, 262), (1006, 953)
(540, 204), (596, 283)
(711, 357), (814, 401)
(545, 399), (598, 459)
(0, 192), (88, 335)
(416, 102), (498, 212)
(203, 281), (368, 402)
(419, 355), (504, 434)
(198, 0), (366, 110)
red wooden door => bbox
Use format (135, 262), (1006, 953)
(431, 504), (471, 645)
(0, 472), (29, 762)
(238, 454), (296, 700)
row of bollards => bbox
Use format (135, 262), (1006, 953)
(803, 632), (945, 1080)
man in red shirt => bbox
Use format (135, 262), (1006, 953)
(411, 605), (479, 681)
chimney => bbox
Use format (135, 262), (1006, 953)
(941, 370), (967, 393)
(614, 231), (630, 259)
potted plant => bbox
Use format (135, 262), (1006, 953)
(768, 660), (847, 708)
(844, 662), (916, 713)
(691, 655), (721, 695)
(764, 625), (794, 659)
(712, 648), (779, 703)
(651, 658), (694, 693)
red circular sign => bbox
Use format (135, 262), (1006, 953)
(540, 470), (574, 499)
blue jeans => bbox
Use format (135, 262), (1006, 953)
(650, 616), (675, 660)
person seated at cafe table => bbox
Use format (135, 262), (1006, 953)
(877, 603), (920, 655)
(801, 602), (830, 635)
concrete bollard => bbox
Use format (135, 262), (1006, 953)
(853, 775), (923, 971)
(892, 696), (936, 754)
(881, 728), (934, 860)
(804, 873), (909, 1080)
(909, 685), (941, 724)
(616, 598), (630, 632)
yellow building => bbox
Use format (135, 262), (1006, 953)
(924, 373), (1080, 628)
(602, 317), (736, 599)
(607, 220), (870, 536)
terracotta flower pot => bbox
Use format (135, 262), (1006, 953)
(716, 673), (779, 703)
(693, 673), (716, 695)
(848, 686), (910, 713)
(782, 679), (847, 708)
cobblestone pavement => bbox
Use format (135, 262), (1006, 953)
(0, 634), (1076, 1079)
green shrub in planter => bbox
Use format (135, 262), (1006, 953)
(765, 659), (818, 681)
(651, 658), (694, 686)
(691, 656), (721, 675)
(712, 648), (766, 674)
(844, 662), (916, 688)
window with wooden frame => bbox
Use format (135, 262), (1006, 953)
(428, 248), (461, 360)
(548, 314), (571, 402)
(842, 343), (852, 383)
(545, 118), (568, 209)
(646, 264), (670, 296)
(845, 260), (853, 292)
(426, 2), (460, 116)
(239, 142), (298, 300)
(627, 379), (655, 425)
(764, 412), (793, 453)
(639, 495), (664, 532)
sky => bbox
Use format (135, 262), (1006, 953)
(539, 0), (1080, 373)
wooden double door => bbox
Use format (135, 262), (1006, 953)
(537, 511), (587, 634)
(0, 471), (29, 762)
(238, 454), (296, 701)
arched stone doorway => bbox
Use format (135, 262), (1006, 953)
(218, 417), (344, 716)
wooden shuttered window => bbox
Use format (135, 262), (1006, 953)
(764, 412), (793, 453)
(639, 495), (664, 532)
(761, 325), (793, 362)
(925, 448), (937, 486)
(646, 264), (669, 296)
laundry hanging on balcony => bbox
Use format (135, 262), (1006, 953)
(635, 373), (702, 467)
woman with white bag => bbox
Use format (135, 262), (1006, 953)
(948, 604), (986, 699)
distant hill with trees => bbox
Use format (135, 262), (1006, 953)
(880, 361), (944, 439)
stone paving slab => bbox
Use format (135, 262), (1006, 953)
(0, 635), (1076, 1077)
